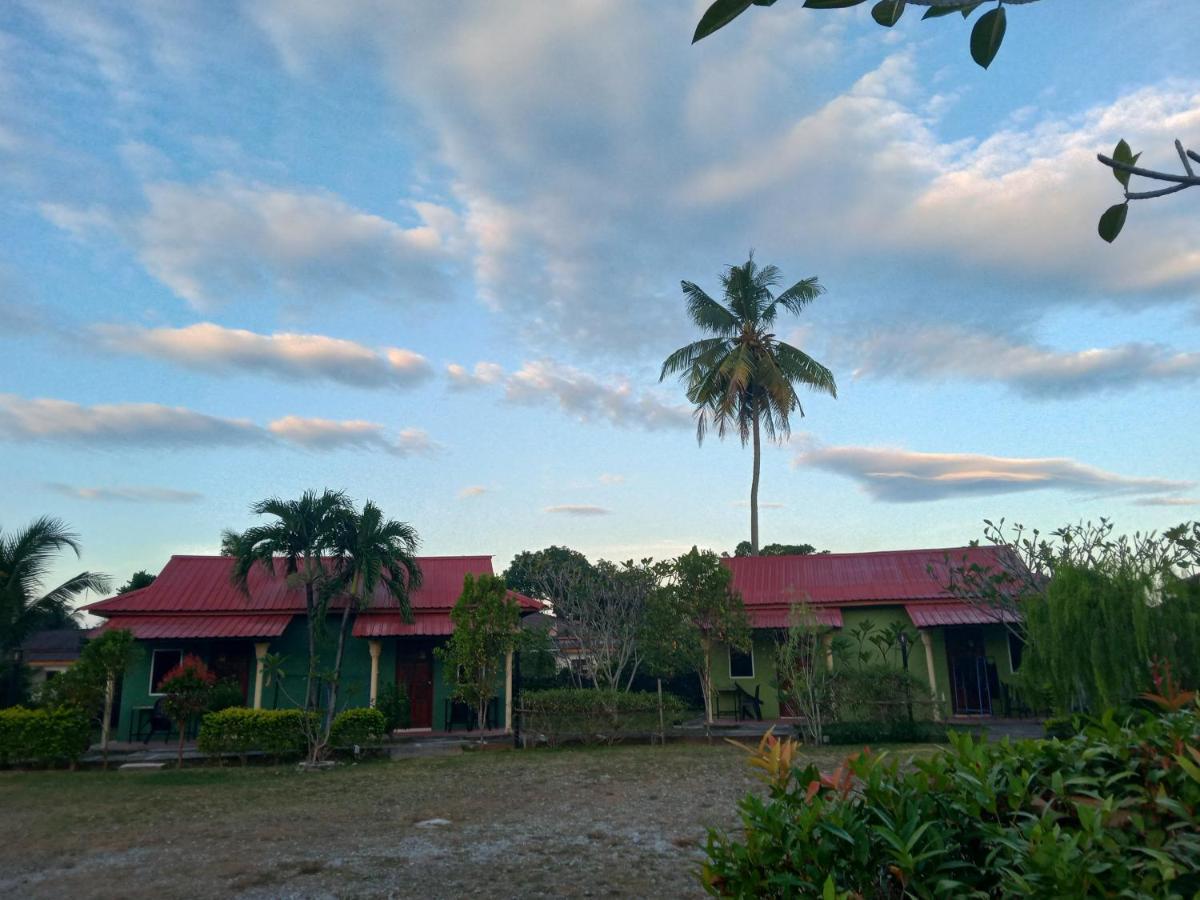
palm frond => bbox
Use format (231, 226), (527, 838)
(660, 337), (730, 381)
(769, 276), (825, 320)
(680, 281), (738, 336)
(773, 341), (838, 398)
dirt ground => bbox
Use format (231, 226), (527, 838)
(0, 741), (926, 899)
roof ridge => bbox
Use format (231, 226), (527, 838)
(724, 545), (984, 561)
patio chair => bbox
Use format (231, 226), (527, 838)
(737, 684), (763, 722)
(141, 698), (173, 743)
(713, 688), (741, 722)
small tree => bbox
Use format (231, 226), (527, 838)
(660, 547), (751, 725)
(82, 629), (139, 768)
(775, 604), (837, 745)
(159, 655), (215, 768)
(116, 571), (156, 594)
(437, 574), (524, 740)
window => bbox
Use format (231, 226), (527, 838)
(729, 645), (754, 679)
(149, 649), (183, 695)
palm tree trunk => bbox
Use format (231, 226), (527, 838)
(750, 400), (761, 555)
(322, 598), (354, 753)
(304, 581), (317, 711)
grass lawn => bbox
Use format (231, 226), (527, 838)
(0, 741), (939, 898)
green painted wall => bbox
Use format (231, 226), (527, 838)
(114, 623), (510, 737)
(709, 605), (1017, 721)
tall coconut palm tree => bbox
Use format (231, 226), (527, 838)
(223, 489), (350, 710)
(661, 255), (837, 555)
(1, 517), (110, 704)
(320, 501), (421, 751)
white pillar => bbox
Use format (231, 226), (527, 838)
(821, 632), (835, 672)
(504, 650), (514, 733)
(919, 630), (941, 721)
(368, 640), (383, 708)
(253, 642), (269, 709)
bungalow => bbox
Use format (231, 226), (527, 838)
(711, 547), (1024, 721)
(82, 554), (539, 740)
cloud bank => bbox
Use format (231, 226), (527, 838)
(0, 394), (434, 455)
(45, 482), (202, 503)
(92, 321), (433, 388)
(794, 442), (1191, 503)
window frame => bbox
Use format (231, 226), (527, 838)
(728, 644), (755, 680)
(148, 648), (184, 696)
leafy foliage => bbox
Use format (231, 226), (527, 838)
(116, 570), (156, 594)
(207, 678), (246, 713)
(160, 655), (216, 767)
(0, 706), (91, 767)
(1, 517), (109, 705)
(197, 707), (315, 759)
(656, 547), (752, 723)
(329, 708), (388, 747)
(661, 255), (836, 554)
(520, 688), (687, 746)
(703, 705), (1200, 897)
(731, 541), (822, 557)
(693, 0), (1024, 70)
(375, 681), (411, 731)
(502, 545), (592, 601)
(437, 573), (526, 733)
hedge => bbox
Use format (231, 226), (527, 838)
(196, 708), (314, 759)
(822, 719), (949, 745)
(703, 705), (1200, 897)
(329, 708), (388, 747)
(0, 706), (92, 767)
(520, 688), (687, 745)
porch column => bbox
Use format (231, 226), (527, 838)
(504, 650), (514, 733)
(919, 629), (941, 722)
(253, 642), (269, 710)
(821, 632), (835, 672)
(368, 640), (383, 707)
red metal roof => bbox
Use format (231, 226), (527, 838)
(353, 612), (454, 638)
(904, 602), (1020, 628)
(722, 546), (1015, 608)
(746, 606), (843, 629)
(84, 555), (512, 616)
(99, 614), (293, 639)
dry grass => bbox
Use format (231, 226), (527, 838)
(0, 741), (936, 898)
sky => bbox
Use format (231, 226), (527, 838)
(2, 0), (1198, 603)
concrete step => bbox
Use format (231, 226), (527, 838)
(119, 762), (166, 772)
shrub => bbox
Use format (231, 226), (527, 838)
(197, 708), (314, 759)
(329, 708), (387, 747)
(376, 681), (410, 731)
(822, 719), (948, 745)
(0, 706), (91, 767)
(832, 664), (935, 725)
(521, 688), (687, 745)
(207, 678), (246, 713)
(702, 706), (1200, 897)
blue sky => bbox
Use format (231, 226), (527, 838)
(2, 0), (1198, 600)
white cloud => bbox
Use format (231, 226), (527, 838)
(43, 176), (462, 310)
(457, 485), (490, 499)
(446, 361), (504, 390)
(504, 359), (692, 431)
(91, 322), (433, 388)
(850, 326), (1200, 398)
(45, 482), (202, 503)
(1133, 496), (1200, 507)
(545, 504), (611, 516)
(267, 416), (437, 455)
(598, 473), (625, 485)
(0, 394), (435, 454)
(793, 441), (1192, 504)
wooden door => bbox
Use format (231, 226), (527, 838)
(396, 645), (434, 728)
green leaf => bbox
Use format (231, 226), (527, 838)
(872, 0), (905, 26)
(1111, 139), (1141, 189)
(803, 0), (869, 9)
(693, 0), (753, 43)
(822, 875), (837, 900)
(1097, 203), (1128, 243)
(922, 2), (977, 18)
(970, 6), (1006, 69)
